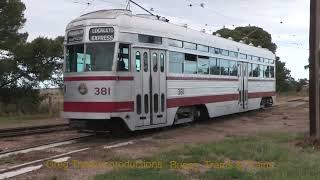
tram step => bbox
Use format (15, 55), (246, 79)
(174, 118), (193, 125)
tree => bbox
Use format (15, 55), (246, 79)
(0, 0), (28, 52)
(296, 78), (309, 92)
(214, 26), (277, 53)
(0, 0), (64, 88)
(275, 57), (296, 92)
(0, 36), (64, 88)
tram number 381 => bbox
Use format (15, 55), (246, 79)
(94, 87), (111, 95)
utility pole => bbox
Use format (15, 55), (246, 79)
(309, 0), (320, 138)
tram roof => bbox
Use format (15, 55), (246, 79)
(67, 9), (275, 59)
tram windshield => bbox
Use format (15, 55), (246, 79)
(65, 43), (115, 72)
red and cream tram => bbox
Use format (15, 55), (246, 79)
(63, 9), (276, 133)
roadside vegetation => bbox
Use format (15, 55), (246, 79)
(95, 132), (320, 180)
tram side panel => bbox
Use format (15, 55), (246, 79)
(247, 80), (276, 110)
(166, 78), (240, 121)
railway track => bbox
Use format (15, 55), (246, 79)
(0, 134), (96, 179)
(0, 124), (71, 138)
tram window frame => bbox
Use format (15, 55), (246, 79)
(183, 42), (197, 50)
(247, 55), (252, 61)
(138, 34), (162, 44)
(169, 51), (184, 73)
(198, 44), (209, 52)
(135, 51), (141, 72)
(168, 39), (183, 48)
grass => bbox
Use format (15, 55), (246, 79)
(94, 132), (320, 180)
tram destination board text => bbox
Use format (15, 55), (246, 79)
(89, 27), (114, 41)
(67, 29), (84, 43)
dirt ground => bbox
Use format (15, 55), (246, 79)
(9, 95), (309, 180)
(0, 117), (66, 129)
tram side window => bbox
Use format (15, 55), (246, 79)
(210, 57), (220, 75)
(66, 44), (85, 72)
(214, 48), (221, 54)
(239, 53), (247, 60)
(264, 65), (270, 78)
(252, 56), (259, 62)
(184, 42), (197, 50)
(247, 55), (252, 61)
(184, 54), (197, 74)
(168, 39), (183, 48)
(198, 45), (209, 52)
(138, 34), (162, 44)
(229, 51), (238, 58)
(252, 64), (259, 77)
(259, 65), (264, 78)
(249, 63), (253, 77)
(117, 44), (130, 71)
(220, 59), (229, 76)
(220, 49), (229, 56)
(143, 52), (148, 72)
(169, 51), (184, 73)
(270, 66), (275, 78)
(229, 60), (238, 76)
(198, 56), (209, 74)
(160, 53), (165, 72)
(270, 59), (275, 64)
(135, 52), (141, 72)
(152, 53), (158, 72)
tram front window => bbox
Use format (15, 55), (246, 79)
(86, 43), (115, 71)
(65, 43), (115, 72)
(66, 44), (84, 72)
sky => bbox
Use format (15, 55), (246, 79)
(21, 0), (310, 79)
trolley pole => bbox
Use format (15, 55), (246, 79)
(309, 0), (320, 138)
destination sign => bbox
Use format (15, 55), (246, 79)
(89, 27), (114, 41)
(67, 29), (84, 43)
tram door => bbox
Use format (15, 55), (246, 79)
(133, 48), (167, 127)
(238, 62), (249, 110)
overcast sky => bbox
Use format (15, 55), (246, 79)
(21, 0), (309, 79)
